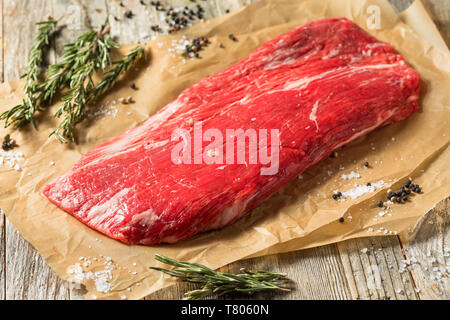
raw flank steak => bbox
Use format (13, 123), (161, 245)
(42, 18), (420, 245)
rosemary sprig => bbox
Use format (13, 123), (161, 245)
(91, 46), (145, 100)
(40, 22), (118, 107)
(0, 18), (118, 130)
(0, 18), (57, 128)
(150, 254), (291, 300)
(51, 45), (145, 143)
(22, 18), (58, 92)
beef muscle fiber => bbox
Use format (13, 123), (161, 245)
(42, 18), (420, 245)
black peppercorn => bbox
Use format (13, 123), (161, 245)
(339, 217), (345, 223)
(377, 201), (383, 208)
(2, 134), (16, 151)
(124, 10), (134, 19)
(364, 161), (369, 167)
(405, 179), (412, 188)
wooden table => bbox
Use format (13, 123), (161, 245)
(0, 0), (448, 300)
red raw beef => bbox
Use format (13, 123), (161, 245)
(42, 18), (420, 245)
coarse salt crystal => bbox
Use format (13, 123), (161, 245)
(341, 171), (360, 180)
(338, 180), (386, 201)
(0, 149), (24, 170)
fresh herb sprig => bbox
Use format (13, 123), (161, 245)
(41, 21), (118, 108)
(51, 45), (145, 143)
(91, 45), (145, 100)
(0, 18), (118, 130)
(150, 254), (291, 300)
(22, 18), (58, 92)
(0, 18), (57, 128)
(1, 18), (145, 143)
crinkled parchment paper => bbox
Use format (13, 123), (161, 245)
(0, 0), (448, 300)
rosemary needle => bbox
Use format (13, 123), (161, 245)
(150, 254), (291, 300)
(0, 18), (57, 128)
(51, 45), (145, 143)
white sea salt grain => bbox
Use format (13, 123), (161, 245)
(339, 180), (386, 201)
(68, 255), (118, 294)
(0, 149), (24, 170)
(361, 248), (368, 254)
(341, 171), (360, 180)
(89, 103), (118, 119)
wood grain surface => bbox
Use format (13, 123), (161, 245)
(0, 0), (448, 300)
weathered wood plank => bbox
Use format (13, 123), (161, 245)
(5, 223), (70, 299)
(2, 0), (70, 300)
(388, 0), (413, 12)
(148, 244), (352, 300)
(423, 0), (450, 47)
(53, 0), (108, 55)
(402, 197), (449, 300)
(337, 236), (419, 300)
(0, 210), (5, 300)
(0, 0), (4, 300)
(3, 1), (54, 80)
